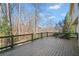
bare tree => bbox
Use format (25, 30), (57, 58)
(0, 3), (2, 47)
(34, 4), (40, 33)
(0, 3), (2, 18)
(6, 3), (13, 48)
(0, 3), (1, 31)
(18, 4), (21, 35)
(69, 3), (74, 16)
(6, 3), (12, 35)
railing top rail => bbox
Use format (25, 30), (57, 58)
(0, 32), (42, 38)
(0, 32), (78, 38)
(0, 32), (54, 38)
(0, 33), (33, 38)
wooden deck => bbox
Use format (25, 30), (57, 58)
(0, 37), (79, 56)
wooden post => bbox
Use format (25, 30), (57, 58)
(11, 35), (14, 48)
(77, 33), (78, 40)
(31, 33), (33, 41)
(47, 32), (48, 37)
(41, 33), (42, 38)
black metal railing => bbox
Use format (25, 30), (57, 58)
(0, 32), (54, 52)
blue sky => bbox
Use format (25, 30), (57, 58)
(13, 3), (70, 28)
(38, 3), (70, 28)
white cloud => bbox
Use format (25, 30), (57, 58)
(49, 4), (61, 10)
(48, 16), (56, 19)
(60, 13), (66, 17)
(39, 13), (44, 17)
(39, 12), (56, 19)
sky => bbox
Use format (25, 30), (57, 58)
(13, 3), (70, 28)
(38, 3), (70, 28)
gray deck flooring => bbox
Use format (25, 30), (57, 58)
(0, 37), (79, 56)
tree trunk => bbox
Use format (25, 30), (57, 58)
(6, 3), (13, 48)
(69, 3), (74, 16)
(0, 3), (2, 48)
(77, 3), (79, 47)
(34, 4), (39, 33)
(6, 3), (12, 35)
(0, 3), (1, 31)
(0, 3), (2, 18)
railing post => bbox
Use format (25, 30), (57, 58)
(38, 33), (40, 38)
(77, 33), (78, 40)
(11, 35), (14, 48)
(47, 32), (48, 37)
(41, 33), (42, 38)
(31, 33), (33, 41)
